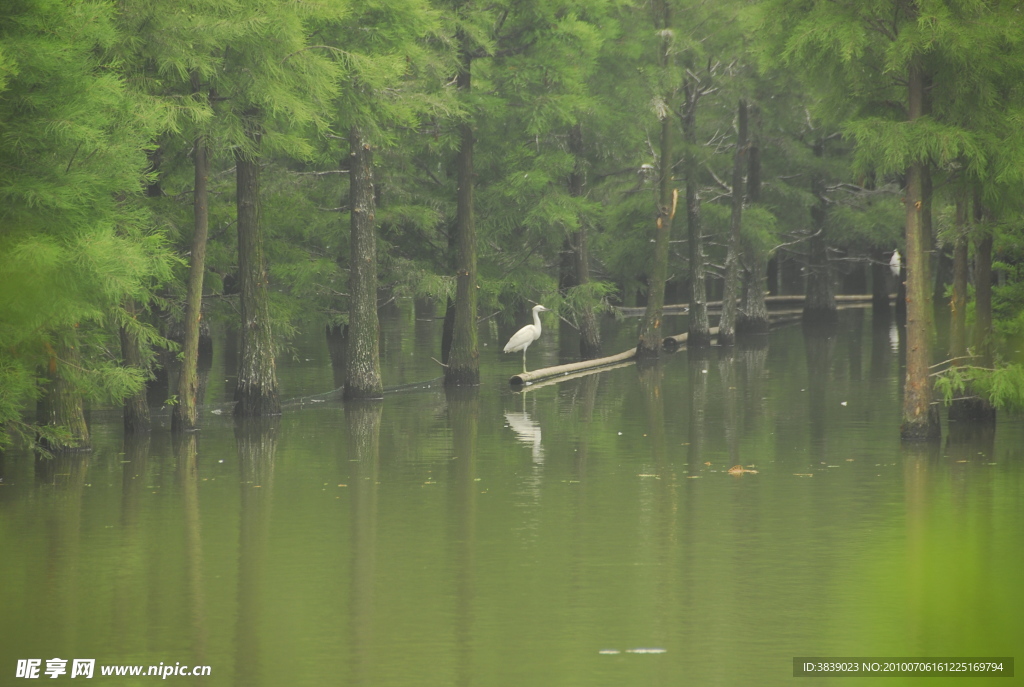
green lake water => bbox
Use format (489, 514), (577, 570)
(2, 307), (1022, 686)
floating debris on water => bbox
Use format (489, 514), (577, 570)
(627, 648), (667, 654)
(598, 649), (620, 655)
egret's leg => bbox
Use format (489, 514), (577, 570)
(522, 348), (527, 373)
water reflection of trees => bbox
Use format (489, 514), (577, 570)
(175, 434), (209, 669)
(445, 389), (478, 687)
(234, 417), (278, 687)
(803, 321), (837, 458)
(344, 401), (381, 687)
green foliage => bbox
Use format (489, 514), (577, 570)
(0, 0), (173, 447)
(935, 364), (1024, 413)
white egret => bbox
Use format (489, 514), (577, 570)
(503, 304), (549, 373)
(890, 250), (902, 277)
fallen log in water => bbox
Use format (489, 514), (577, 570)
(616, 293), (885, 317)
(510, 300), (875, 386)
(510, 347), (638, 385)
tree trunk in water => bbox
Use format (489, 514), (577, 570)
(948, 190), (968, 359)
(38, 333), (90, 451)
(683, 80), (710, 346)
(737, 104), (768, 337)
(121, 299), (151, 433)
(344, 127), (383, 399)
(804, 138), (837, 323)
(900, 60), (940, 440)
(326, 324), (346, 389)
(718, 99), (748, 345)
(173, 131), (210, 432)
(445, 38), (479, 387)
(565, 123), (601, 359)
(637, 5), (674, 361)
(951, 189), (995, 422)
(974, 229), (994, 369)
(234, 121), (281, 416)
(737, 258), (769, 336)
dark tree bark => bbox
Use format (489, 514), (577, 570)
(718, 99), (748, 345)
(900, 60), (940, 440)
(38, 333), (90, 451)
(974, 225), (994, 368)
(948, 189), (968, 359)
(737, 103), (769, 337)
(950, 188), (995, 422)
(234, 119), (281, 416)
(173, 123), (211, 432)
(121, 299), (150, 433)
(445, 35), (479, 387)
(637, 0), (675, 360)
(326, 324), (346, 389)
(683, 74), (711, 347)
(804, 138), (837, 323)
(563, 122), (601, 359)
(344, 127), (383, 399)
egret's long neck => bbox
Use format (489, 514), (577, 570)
(532, 309), (542, 334)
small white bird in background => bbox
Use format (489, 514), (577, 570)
(504, 304), (549, 374)
(890, 250), (902, 277)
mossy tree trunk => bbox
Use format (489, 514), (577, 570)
(949, 187), (995, 422)
(344, 127), (383, 399)
(683, 77), (711, 347)
(173, 122), (211, 432)
(900, 59), (940, 440)
(737, 103), (769, 337)
(637, 0), (674, 361)
(234, 119), (280, 416)
(445, 36), (479, 387)
(564, 123), (601, 359)
(804, 137), (837, 323)
(718, 99), (748, 346)
(948, 188), (969, 360)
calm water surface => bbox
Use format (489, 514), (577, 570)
(2, 308), (1022, 686)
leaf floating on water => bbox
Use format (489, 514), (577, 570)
(728, 465), (758, 475)
(626, 648), (667, 654)
(598, 649), (621, 655)
(793, 473), (814, 477)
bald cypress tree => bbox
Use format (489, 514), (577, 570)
(0, 0), (171, 449)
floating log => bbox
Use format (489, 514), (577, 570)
(511, 299), (876, 386)
(510, 347), (638, 385)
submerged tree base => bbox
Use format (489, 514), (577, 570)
(444, 366), (480, 387)
(234, 390), (281, 418)
(343, 384), (384, 401)
(736, 315), (770, 337)
(948, 396), (996, 424)
(900, 407), (941, 441)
